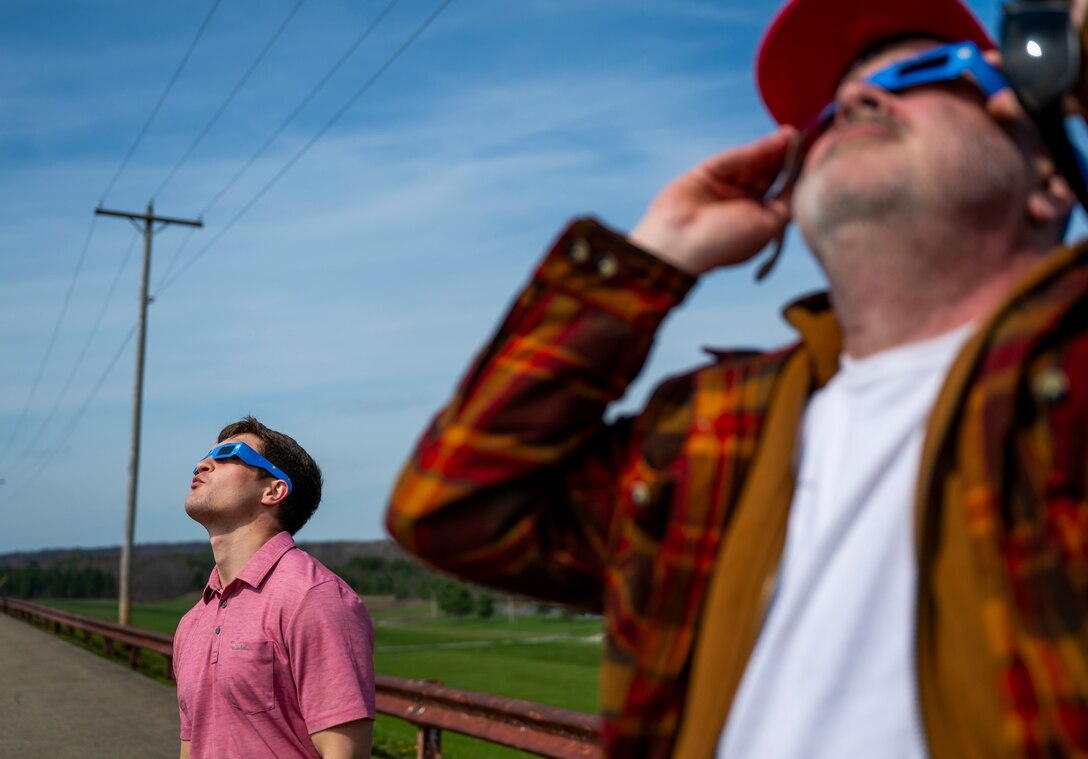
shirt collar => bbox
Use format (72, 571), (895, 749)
(200, 531), (297, 603)
(782, 292), (842, 389)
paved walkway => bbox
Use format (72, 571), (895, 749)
(0, 612), (179, 758)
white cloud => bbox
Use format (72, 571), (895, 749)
(1, 0), (826, 552)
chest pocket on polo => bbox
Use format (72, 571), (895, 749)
(219, 640), (275, 714)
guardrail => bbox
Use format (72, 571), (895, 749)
(1, 597), (602, 759)
(1, 596), (175, 677)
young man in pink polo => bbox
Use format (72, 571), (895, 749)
(175, 416), (375, 758)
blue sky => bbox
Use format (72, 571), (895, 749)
(0, 0), (1032, 553)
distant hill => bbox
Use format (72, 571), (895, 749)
(0, 539), (414, 602)
(0, 538), (406, 567)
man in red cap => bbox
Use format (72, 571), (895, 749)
(387, 0), (1088, 756)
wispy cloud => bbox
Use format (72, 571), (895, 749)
(0, 0), (829, 552)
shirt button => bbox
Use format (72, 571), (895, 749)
(220, 601), (228, 609)
(215, 626), (221, 635)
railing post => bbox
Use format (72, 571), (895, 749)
(417, 725), (441, 759)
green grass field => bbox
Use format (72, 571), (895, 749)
(35, 596), (602, 759)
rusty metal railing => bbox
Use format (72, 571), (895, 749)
(376, 675), (600, 758)
(1, 596), (175, 678)
(1, 596), (602, 758)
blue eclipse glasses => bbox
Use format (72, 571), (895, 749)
(812, 41), (1010, 128)
(194, 441), (294, 495)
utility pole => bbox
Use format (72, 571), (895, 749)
(95, 202), (202, 625)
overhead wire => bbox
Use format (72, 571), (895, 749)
(9, 0), (456, 501)
(15, 231), (141, 464)
(98, 0), (224, 207)
(157, 0), (456, 297)
(4, 325), (137, 503)
(5, 2), (220, 492)
(197, 0), (404, 220)
(153, 226), (198, 293)
(0, 215), (100, 473)
(151, 0), (308, 201)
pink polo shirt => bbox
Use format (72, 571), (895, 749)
(174, 532), (375, 758)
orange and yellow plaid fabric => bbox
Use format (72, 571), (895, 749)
(388, 218), (1088, 758)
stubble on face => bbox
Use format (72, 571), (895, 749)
(185, 434), (269, 530)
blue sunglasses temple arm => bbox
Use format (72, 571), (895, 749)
(193, 444), (294, 494)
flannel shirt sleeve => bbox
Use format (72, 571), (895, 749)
(386, 217), (696, 609)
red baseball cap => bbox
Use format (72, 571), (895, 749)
(757, 0), (995, 127)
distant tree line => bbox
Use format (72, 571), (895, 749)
(0, 558), (115, 599)
(0, 547), (515, 617)
(333, 556), (497, 617)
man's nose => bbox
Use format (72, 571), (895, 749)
(195, 458), (213, 474)
(832, 77), (893, 122)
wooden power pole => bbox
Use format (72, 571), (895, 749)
(95, 202), (202, 625)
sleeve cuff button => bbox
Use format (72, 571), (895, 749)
(597, 252), (619, 279)
(570, 237), (592, 264)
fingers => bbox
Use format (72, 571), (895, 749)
(701, 126), (799, 195)
(986, 86), (1029, 123)
(1075, 0), (1088, 28)
(628, 126), (802, 275)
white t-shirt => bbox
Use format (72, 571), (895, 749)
(717, 323), (975, 759)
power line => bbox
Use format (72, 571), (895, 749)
(158, 0), (456, 297)
(15, 231), (141, 464)
(6, 0), (455, 499)
(4, 325), (137, 504)
(3, 0), (219, 478)
(98, 0), (224, 206)
(0, 215), (100, 473)
(6, 0), (219, 493)
(198, 0), (405, 218)
(152, 0), (308, 201)
(153, 225), (197, 292)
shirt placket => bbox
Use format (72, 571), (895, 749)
(210, 585), (233, 664)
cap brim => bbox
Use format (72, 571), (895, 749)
(757, 0), (994, 127)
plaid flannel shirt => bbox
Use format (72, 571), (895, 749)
(387, 217), (1088, 758)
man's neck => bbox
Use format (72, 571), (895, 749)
(207, 523), (281, 588)
(812, 222), (1047, 358)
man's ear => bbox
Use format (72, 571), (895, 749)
(260, 479), (290, 508)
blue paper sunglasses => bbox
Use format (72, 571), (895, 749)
(194, 441), (294, 494)
(813, 40), (1010, 127)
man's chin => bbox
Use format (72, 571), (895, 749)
(795, 170), (918, 245)
(184, 499), (211, 523)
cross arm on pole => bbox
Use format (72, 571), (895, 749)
(95, 206), (204, 228)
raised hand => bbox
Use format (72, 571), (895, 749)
(629, 127), (797, 276)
